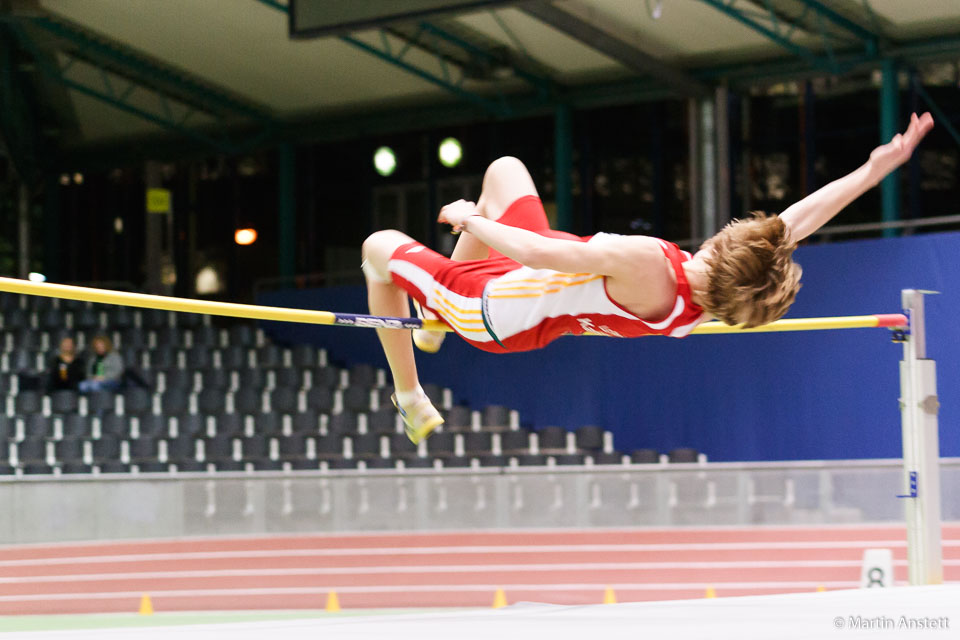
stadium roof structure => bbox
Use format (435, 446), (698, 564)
(2, 0), (960, 170)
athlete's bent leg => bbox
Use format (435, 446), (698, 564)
(362, 230), (443, 442)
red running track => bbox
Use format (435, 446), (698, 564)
(1, 524), (958, 615)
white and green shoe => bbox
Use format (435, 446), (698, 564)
(392, 392), (443, 444)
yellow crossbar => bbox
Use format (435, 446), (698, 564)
(0, 277), (905, 335)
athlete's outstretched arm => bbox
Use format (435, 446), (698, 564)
(438, 200), (624, 275)
(779, 112), (934, 243)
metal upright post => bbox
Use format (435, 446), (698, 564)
(898, 289), (943, 585)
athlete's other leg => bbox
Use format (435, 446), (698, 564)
(412, 157), (541, 350)
(449, 156), (540, 261)
(362, 230), (442, 442)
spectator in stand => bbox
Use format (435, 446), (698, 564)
(47, 336), (85, 392)
(78, 335), (124, 393)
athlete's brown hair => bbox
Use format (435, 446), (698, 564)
(698, 212), (802, 329)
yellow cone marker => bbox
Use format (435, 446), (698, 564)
(704, 586), (716, 599)
(603, 587), (617, 604)
(138, 594), (154, 616)
(325, 591), (341, 612)
(492, 588), (507, 609)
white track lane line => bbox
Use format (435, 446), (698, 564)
(4, 540), (957, 567)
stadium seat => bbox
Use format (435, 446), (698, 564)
(291, 410), (319, 434)
(669, 448), (700, 463)
(54, 438), (84, 465)
(536, 426), (567, 453)
(253, 459), (282, 471)
(425, 432), (455, 458)
(214, 413), (243, 436)
(138, 415), (169, 439)
(291, 345), (317, 368)
(38, 309), (64, 332)
(253, 413), (282, 436)
(221, 346), (248, 369)
(141, 309), (169, 330)
(328, 411), (359, 435)
(289, 459), (319, 471)
(575, 425), (605, 451)
(553, 453), (586, 466)
(388, 433), (417, 459)
(215, 459), (245, 472)
(439, 456), (470, 469)
(0, 440), (8, 463)
(348, 364), (376, 388)
(477, 454), (508, 467)
(362, 458), (395, 470)
(228, 324), (255, 346)
(15, 391), (42, 414)
(163, 369), (193, 392)
(129, 437), (159, 462)
(13, 328), (40, 350)
(23, 415), (53, 440)
(481, 405), (510, 429)
(516, 454), (548, 466)
(306, 387), (334, 413)
(630, 448), (660, 464)
(315, 435), (343, 460)
(191, 326), (219, 348)
(206, 434), (237, 462)
(185, 347), (212, 369)
(199, 368), (229, 391)
(197, 388), (226, 415)
(367, 408), (397, 435)
(241, 435), (269, 460)
(122, 388), (152, 415)
(310, 366), (339, 389)
(99, 461), (131, 473)
(51, 390), (79, 414)
(173, 460), (207, 473)
(350, 434), (381, 459)
(342, 386), (371, 413)
(278, 434), (308, 460)
(4, 309), (28, 331)
(61, 415), (92, 439)
(87, 390), (116, 414)
(107, 307), (134, 330)
(178, 414), (206, 439)
(0, 416), (11, 441)
(273, 368), (301, 389)
(155, 327), (184, 348)
(399, 457), (432, 469)
(237, 369), (266, 393)
(148, 348), (176, 370)
(443, 406), (472, 431)
(22, 463), (55, 475)
(256, 345), (283, 369)
(269, 387), (298, 414)
(165, 436), (198, 463)
(233, 390), (263, 415)
(59, 462), (93, 475)
(499, 429), (531, 455)
(591, 452), (625, 465)
(422, 383), (443, 406)
(100, 414), (130, 438)
(160, 388), (189, 415)
(91, 436), (120, 462)
(135, 462), (169, 473)
(462, 431), (493, 455)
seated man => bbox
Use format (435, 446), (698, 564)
(78, 334), (124, 393)
(361, 113), (933, 444)
(47, 336), (85, 393)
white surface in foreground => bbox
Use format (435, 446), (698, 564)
(8, 585), (960, 640)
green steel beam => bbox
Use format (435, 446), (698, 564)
(696, 0), (868, 75)
(794, 0), (879, 55)
(0, 26), (44, 184)
(554, 103), (573, 232)
(340, 34), (510, 117)
(260, 0), (512, 118)
(278, 143), (296, 278)
(879, 58), (900, 238)
(911, 78), (960, 149)
(21, 15), (274, 125)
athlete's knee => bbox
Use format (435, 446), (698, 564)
(362, 230), (412, 283)
(484, 156), (528, 183)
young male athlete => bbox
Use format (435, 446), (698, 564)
(362, 112), (934, 443)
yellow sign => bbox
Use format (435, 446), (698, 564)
(146, 188), (171, 213)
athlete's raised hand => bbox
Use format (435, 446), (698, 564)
(869, 112), (934, 178)
(438, 199), (479, 233)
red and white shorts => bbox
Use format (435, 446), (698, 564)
(387, 196), (578, 353)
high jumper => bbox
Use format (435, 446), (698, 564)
(360, 112), (935, 443)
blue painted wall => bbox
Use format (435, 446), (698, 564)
(258, 232), (959, 462)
